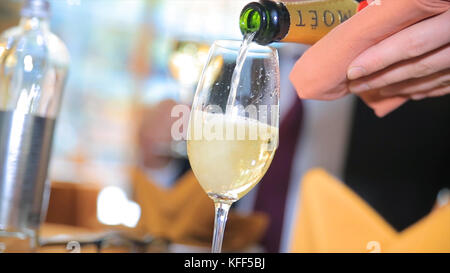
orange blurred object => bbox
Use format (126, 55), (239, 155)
(45, 181), (103, 230)
(290, 169), (450, 252)
(131, 167), (269, 251)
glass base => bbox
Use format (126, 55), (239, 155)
(0, 229), (38, 253)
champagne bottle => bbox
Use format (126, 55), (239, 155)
(239, 0), (360, 45)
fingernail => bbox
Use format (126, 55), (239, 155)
(347, 67), (366, 80)
(349, 82), (371, 93)
(411, 94), (426, 100)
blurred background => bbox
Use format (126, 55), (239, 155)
(0, 0), (249, 188)
(1, 0), (449, 253)
(41, 0), (246, 191)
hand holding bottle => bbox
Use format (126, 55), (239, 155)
(290, 0), (450, 117)
(347, 6), (450, 101)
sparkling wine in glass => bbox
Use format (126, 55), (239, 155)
(187, 39), (279, 253)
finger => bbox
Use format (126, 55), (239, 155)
(349, 44), (450, 93)
(291, 0), (450, 101)
(426, 85), (450, 97)
(347, 9), (450, 80)
(410, 85), (450, 100)
(379, 69), (450, 96)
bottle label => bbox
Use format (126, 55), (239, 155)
(283, 0), (359, 44)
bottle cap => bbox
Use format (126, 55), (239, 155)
(21, 0), (50, 18)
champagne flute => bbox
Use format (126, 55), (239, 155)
(187, 40), (279, 253)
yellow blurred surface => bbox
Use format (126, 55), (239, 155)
(131, 167), (269, 251)
(290, 169), (450, 253)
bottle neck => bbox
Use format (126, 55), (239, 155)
(20, 0), (51, 31)
(239, 0), (289, 45)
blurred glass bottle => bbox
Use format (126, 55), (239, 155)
(0, 0), (69, 252)
(239, 0), (359, 45)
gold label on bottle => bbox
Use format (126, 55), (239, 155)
(283, 0), (359, 44)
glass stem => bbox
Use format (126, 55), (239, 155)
(211, 201), (231, 253)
